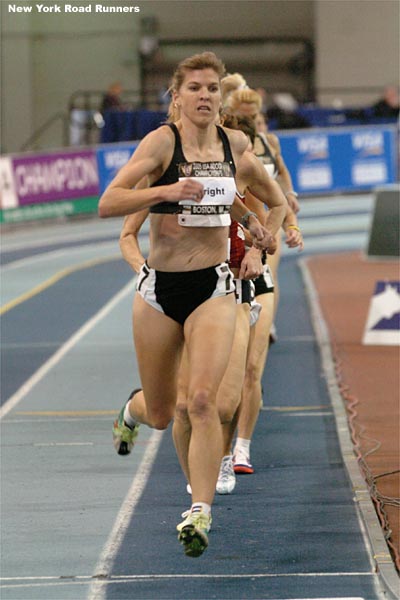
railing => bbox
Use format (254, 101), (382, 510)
(67, 86), (172, 146)
(68, 88), (165, 113)
(20, 111), (70, 152)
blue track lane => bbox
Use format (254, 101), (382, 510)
(0, 235), (118, 266)
(104, 256), (380, 600)
(1, 258), (133, 403)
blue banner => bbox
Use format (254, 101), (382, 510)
(279, 125), (398, 195)
(96, 142), (138, 194)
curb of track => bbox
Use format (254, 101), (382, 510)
(300, 258), (399, 600)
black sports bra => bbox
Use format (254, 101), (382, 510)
(150, 123), (236, 215)
(255, 133), (278, 179)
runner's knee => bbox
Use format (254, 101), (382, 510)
(187, 388), (216, 421)
(175, 398), (190, 424)
(218, 396), (239, 424)
(147, 407), (174, 430)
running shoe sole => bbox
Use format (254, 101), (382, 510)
(233, 464), (254, 474)
(178, 525), (208, 557)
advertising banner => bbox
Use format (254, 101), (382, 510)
(1, 124), (398, 223)
(12, 149), (100, 205)
(279, 125), (398, 195)
(96, 142), (138, 194)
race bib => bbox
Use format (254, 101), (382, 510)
(177, 162), (236, 227)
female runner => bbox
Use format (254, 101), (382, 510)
(225, 88), (303, 472)
(99, 52), (286, 557)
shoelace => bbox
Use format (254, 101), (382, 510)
(190, 513), (210, 531)
(219, 458), (234, 481)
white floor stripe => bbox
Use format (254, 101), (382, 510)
(1, 220), (149, 252)
(3, 417), (113, 424)
(281, 233), (368, 256)
(284, 412), (333, 417)
(1, 571), (374, 581)
(1, 241), (118, 271)
(0, 278), (136, 419)
(2, 340), (133, 349)
(1, 571), (373, 590)
(0, 222), (123, 252)
(87, 429), (164, 600)
(33, 442), (94, 447)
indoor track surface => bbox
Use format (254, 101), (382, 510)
(0, 194), (396, 600)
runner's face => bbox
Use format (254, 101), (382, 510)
(236, 102), (259, 121)
(175, 69), (221, 125)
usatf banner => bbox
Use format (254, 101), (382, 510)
(279, 125), (397, 195)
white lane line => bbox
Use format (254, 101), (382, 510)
(284, 412), (333, 417)
(1, 572), (373, 589)
(87, 429), (164, 600)
(1, 571), (374, 580)
(33, 442), (94, 447)
(0, 278), (136, 419)
(3, 418), (113, 424)
(261, 405), (330, 412)
(281, 233), (368, 256)
(0, 224), (123, 252)
(0, 241), (118, 271)
(260, 408), (333, 417)
(1, 221), (150, 252)
(2, 340), (133, 349)
(1, 254), (124, 315)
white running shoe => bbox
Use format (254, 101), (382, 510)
(216, 455), (236, 494)
(233, 449), (254, 474)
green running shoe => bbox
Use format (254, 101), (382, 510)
(178, 511), (211, 557)
(176, 510), (212, 533)
(112, 390), (140, 456)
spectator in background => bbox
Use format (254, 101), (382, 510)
(100, 81), (124, 113)
(372, 85), (399, 119)
(267, 92), (310, 129)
